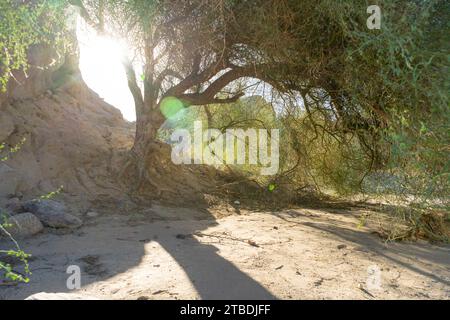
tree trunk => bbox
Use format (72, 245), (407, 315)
(128, 103), (166, 194)
(133, 105), (165, 154)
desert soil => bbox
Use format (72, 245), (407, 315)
(1, 204), (449, 300)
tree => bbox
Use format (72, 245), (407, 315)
(7, 0), (448, 196)
(71, 0), (313, 189)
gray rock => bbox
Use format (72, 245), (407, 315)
(5, 197), (23, 214)
(23, 199), (82, 229)
(1, 212), (44, 238)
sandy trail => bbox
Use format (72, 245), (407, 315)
(1, 205), (449, 300)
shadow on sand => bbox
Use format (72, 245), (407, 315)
(0, 202), (275, 300)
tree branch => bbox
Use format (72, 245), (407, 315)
(70, 0), (103, 33)
(180, 91), (245, 106)
(122, 58), (144, 112)
(176, 63), (275, 106)
(154, 68), (183, 89)
(164, 57), (225, 97)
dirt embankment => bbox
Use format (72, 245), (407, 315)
(0, 81), (135, 211)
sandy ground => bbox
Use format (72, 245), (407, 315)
(1, 205), (449, 300)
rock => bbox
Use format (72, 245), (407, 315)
(25, 292), (99, 300)
(23, 199), (82, 229)
(7, 192), (23, 200)
(86, 211), (99, 218)
(1, 212), (44, 238)
(234, 200), (240, 205)
(5, 197), (24, 214)
(337, 244), (347, 250)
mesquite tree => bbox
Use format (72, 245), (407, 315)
(73, 0), (312, 187)
(66, 0), (450, 194)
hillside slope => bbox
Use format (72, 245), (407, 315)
(0, 80), (136, 210)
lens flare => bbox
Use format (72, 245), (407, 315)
(160, 96), (184, 120)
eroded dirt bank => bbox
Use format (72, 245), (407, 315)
(1, 205), (449, 300)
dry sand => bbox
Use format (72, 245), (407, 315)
(1, 204), (449, 300)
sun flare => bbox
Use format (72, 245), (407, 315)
(77, 19), (136, 121)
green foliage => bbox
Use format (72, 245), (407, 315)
(0, 247), (31, 283)
(0, 212), (31, 284)
(39, 185), (64, 200)
(0, 137), (26, 162)
(0, 0), (68, 91)
(0, 184), (64, 283)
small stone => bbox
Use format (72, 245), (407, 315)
(234, 200), (240, 205)
(86, 211), (99, 218)
(247, 240), (259, 247)
(1, 212), (44, 238)
(337, 244), (347, 250)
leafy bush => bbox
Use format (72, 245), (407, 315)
(0, 0), (68, 91)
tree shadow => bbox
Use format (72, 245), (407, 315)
(157, 232), (275, 299)
(297, 220), (450, 286)
(0, 202), (275, 300)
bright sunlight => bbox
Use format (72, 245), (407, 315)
(76, 18), (136, 121)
